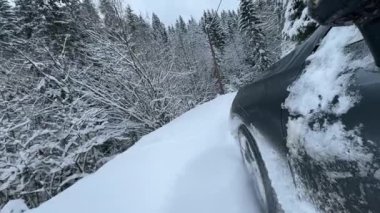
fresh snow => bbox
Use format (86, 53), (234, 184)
(284, 26), (373, 163)
(26, 92), (321, 213)
(28, 93), (261, 213)
(242, 125), (318, 213)
(1, 199), (29, 213)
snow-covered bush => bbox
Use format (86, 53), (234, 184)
(0, 199), (29, 213)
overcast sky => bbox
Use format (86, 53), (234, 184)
(122, 0), (239, 25)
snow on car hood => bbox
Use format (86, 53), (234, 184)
(284, 26), (373, 164)
(283, 25), (378, 211)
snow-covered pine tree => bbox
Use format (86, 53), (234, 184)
(283, 0), (317, 42)
(14, 0), (44, 40)
(135, 14), (153, 44)
(218, 9), (252, 90)
(14, 0), (82, 56)
(186, 17), (215, 101)
(176, 16), (187, 33)
(172, 16), (190, 69)
(99, 0), (119, 29)
(125, 5), (139, 35)
(45, 0), (82, 56)
(239, 0), (271, 72)
(0, 0), (15, 42)
(220, 10), (239, 42)
(75, 0), (101, 63)
(201, 10), (226, 52)
(152, 13), (168, 44)
(201, 10), (227, 94)
(80, 0), (100, 30)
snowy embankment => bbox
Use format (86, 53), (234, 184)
(24, 93), (260, 213)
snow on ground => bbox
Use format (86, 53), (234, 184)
(246, 126), (318, 213)
(28, 93), (261, 213)
(26, 92), (321, 213)
(1, 199), (29, 213)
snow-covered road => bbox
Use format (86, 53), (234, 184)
(29, 93), (261, 213)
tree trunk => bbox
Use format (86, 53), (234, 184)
(206, 31), (225, 95)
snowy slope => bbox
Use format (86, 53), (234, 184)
(28, 93), (261, 213)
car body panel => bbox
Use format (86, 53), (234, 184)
(231, 25), (380, 212)
(231, 26), (331, 151)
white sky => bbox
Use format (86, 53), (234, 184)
(122, 0), (239, 25)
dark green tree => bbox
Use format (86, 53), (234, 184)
(45, 0), (82, 55)
(175, 16), (187, 34)
(14, 0), (44, 39)
(80, 0), (100, 30)
(152, 13), (168, 43)
(99, 0), (118, 29)
(14, 0), (82, 56)
(125, 5), (139, 35)
(239, 0), (270, 71)
(201, 10), (227, 94)
(201, 10), (226, 52)
(284, 0), (317, 42)
(0, 0), (15, 41)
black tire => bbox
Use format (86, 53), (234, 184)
(238, 125), (280, 213)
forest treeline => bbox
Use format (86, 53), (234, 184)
(0, 0), (315, 208)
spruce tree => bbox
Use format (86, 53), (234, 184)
(99, 0), (118, 29)
(14, 0), (81, 55)
(201, 10), (226, 94)
(0, 0), (16, 58)
(45, 0), (81, 55)
(239, 0), (270, 71)
(0, 0), (16, 42)
(152, 13), (168, 44)
(176, 16), (187, 34)
(14, 0), (44, 39)
(201, 10), (226, 52)
(284, 0), (317, 42)
(80, 0), (100, 30)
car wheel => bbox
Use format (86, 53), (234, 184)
(238, 125), (279, 213)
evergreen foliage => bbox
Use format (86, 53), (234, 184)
(0, 0), (14, 41)
(152, 13), (168, 43)
(283, 0), (317, 42)
(201, 10), (226, 52)
(239, 0), (272, 71)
